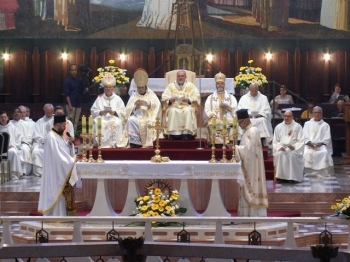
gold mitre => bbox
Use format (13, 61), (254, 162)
(134, 68), (148, 87)
(101, 73), (116, 87)
(215, 72), (226, 83)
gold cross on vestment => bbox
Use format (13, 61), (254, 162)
(148, 117), (166, 163)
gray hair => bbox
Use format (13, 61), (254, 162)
(43, 103), (54, 111)
(313, 106), (323, 113)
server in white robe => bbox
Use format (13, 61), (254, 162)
(91, 73), (127, 148)
(204, 72), (237, 144)
(10, 108), (33, 176)
(38, 114), (76, 216)
(273, 110), (305, 183)
(235, 109), (268, 217)
(303, 106), (334, 176)
(18, 105), (36, 131)
(125, 68), (161, 148)
(0, 111), (23, 180)
(237, 83), (273, 142)
(31, 104), (54, 177)
(162, 70), (200, 140)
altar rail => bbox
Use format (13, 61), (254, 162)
(0, 216), (350, 256)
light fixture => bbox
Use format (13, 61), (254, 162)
(206, 53), (213, 62)
(120, 54), (126, 61)
(265, 52), (272, 60)
(2, 53), (10, 60)
(324, 53), (330, 61)
(61, 52), (68, 60)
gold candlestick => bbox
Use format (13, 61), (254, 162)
(80, 134), (88, 162)
(221, 132), (228, 163)
(230, 134), (237, 163)
(148, 117), (166, 163)
(88, 134), (95, 163)
(96, 134), (104, 163)
(209, 129), (217, 163)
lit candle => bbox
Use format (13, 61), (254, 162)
(211, 118), (216, 134)
(88, 115), (93, 135)
(97, 116), (102, 135)
(81, 115), (86, 135)
(222, 117), (227, 135)
(232, 116), (238, 135)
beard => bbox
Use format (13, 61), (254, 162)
(217, 87), (224, 93)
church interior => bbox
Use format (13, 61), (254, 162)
(1, 0), (350, 261)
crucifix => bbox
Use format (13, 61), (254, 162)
(148, 117), (166, 163)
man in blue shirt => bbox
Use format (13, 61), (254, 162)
(64, 64), (87, 129)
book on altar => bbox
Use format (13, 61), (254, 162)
(171, 95), (185, 103)
(139, 100), (149, 106)
(281, 107), (302, 111)
(104, 106), (112, 111)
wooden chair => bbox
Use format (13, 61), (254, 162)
(162, 70), (199, 135)
(0, 132), (10, 184)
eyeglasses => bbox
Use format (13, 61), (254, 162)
(238, 119), (245, 124)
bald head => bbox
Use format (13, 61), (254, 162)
(337, 100), (344, 111)
(249, 83), (259, 97)
(283, 110), (293, 125)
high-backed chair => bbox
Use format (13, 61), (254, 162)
(162, 70), (199, 135)
(0, 132), (10, 184)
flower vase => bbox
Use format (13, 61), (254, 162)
(240, 88), (249, 96)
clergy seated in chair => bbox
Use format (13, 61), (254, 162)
(0, 111), (23, 180)
(10, 107), (33, 176)
(91, 73), (127, 148)
(32, 104), (54, 177)
(237, 82), (273, 144)
(204, 72), (237, 145)
(161, 69), (200, 140)
(125, 68), (161, 148)
(303, 106), (334, 177)
(273, 110), (305, 183)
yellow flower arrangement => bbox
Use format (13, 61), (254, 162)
(93, 59), (130, 87)
(331, 196), (350, 216)
(234, 60), (268, 89)
(133, 186), (186, 217)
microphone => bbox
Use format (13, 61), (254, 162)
(66, 132), (74, 145)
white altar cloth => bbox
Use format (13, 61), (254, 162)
(70, 161), (243, 217)
(129, 78), (235, 95)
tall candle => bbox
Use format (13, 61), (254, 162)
(88, 115), (93, 135)
(222, 117), (227, 135)
(232, 116), (238, 135)
(211, 118), (216, 134)
(81, 115), (86, 135)
(97, 116), (102, 135)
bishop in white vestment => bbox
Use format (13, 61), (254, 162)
(91, 73), (127, 148)
(0, 111), (23, 180)
(237, 83), (273, 141)
(126, 68), (161, 148)
(235, 109), (268, 217)
(162, 70), (200, 140)
(273, 110), (305, 182)
(38, 114), (76, 216)
(303, 106), (334, 176)
(204, 72), (237, 144)
(31, 104), (54, 177)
